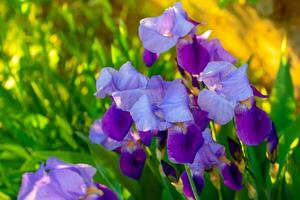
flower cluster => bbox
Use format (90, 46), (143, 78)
(88, 1), (279, 199)
(18, 157), (118, 200)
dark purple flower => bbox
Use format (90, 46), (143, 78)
(266, 122), (278, 163)
(102, 104), (132, 141)
(221, 162), (243, 190)
(192, 107), (210, 131)
(119, 148), (147, 180)
(139, 130), (153, 146)
(227, 137), (243, 162)
(234, 99), (272, 146)
(181, 171), (204, 199)
(142, 49), (159, 67)
(177, 34), (236, 75)
(139, 2), (197, 54)
(167, 124), (204, 164)
(18, 157), (118, 200)
(161, 160), (178, 182)
(156, 130), (168, 150)
(251, 85), (268, 98)
(187, 129), (243, 191)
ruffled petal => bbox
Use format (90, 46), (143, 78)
(167, 124), (204, 164)
(198, 61), (236, 90)
(159, 79), (193, 123)
(198, 89), (235, 125)
(119, 148), (147, 179)
(130, 95), (158, 131)
(95, 67), (117, 98)
(219, 64), (253, 102)
(235, 101), (272, 145)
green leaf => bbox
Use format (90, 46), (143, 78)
(277, 114), (300, 171)
(55, 115), (78, 149)
(270, 37), (296, 133)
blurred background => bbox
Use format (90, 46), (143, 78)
(0, 0), (299, 199)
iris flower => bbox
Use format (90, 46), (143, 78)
(139, 2), (198, 66)
(197, 61), (272, 145)
(18, 157), (118, 200)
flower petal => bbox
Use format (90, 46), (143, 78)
(176, 37), (209, 74)
(219, 64), (253, 102)
(142, 49), (159, 67)
(198, 89), (235, 125)
(167, 124), (204, 164)
(130, 95), (158, 131)
(102, 104), (132, 141)
(159, 79), (193, 123)
(119, 148), (147, 179)
(235, 102), (272, 145)
(220, 162), (243, 190)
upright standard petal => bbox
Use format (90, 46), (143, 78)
(167, 124), (204, 164)
(95, 61), (148, 98)
(159, 79), (193, 123)
(235, 101), (272, 145)
(203, 39), (236, 64)
(102, 104), (132, 141)
(119, 148), (147, 179)
(198, 89), (235, 125)
(219, 64), (253, 102)
(198, 61), (236, 91)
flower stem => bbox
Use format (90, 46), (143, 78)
(184, 164), (200, 200)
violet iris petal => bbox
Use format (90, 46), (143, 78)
(176, 36), (210, 74)
(102, 104), (132, 141)
(167, 124), (204, 164)
(197, 62), (253, 124)
(95, 183), (119, 200)
(142, 49), (159, 67)
(220, 162), (243, 190)
(95, 61), (148, 98)
(139, 131), (153, 146)
(181, 171), (204, 199)
(177, 36), (236, 75)
(251, 85), (268, 98)
(198, 89), (236, 125)
(235, 101), (272, 145)
(139, 2), (195, 53)
(18, 157), (117, 200)
(192, 108), (210, 131)
(119, 148), (147, 179)
(89, 119), (123, 151)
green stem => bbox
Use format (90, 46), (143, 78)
(184, 164), (200, 200)
(217, 185), (223, 200)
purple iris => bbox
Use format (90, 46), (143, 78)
(139, 2), (197, 55)
(177, 33), (236, 75)
(142, 49), (159, 67)
(197, 61), (272, 145)
(167, 123), (204, 164)
(18, 157), (118, 200)
(181, 128), (242, 199)
(90, 119), (147, 179)
(96, 61), (193, 132)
